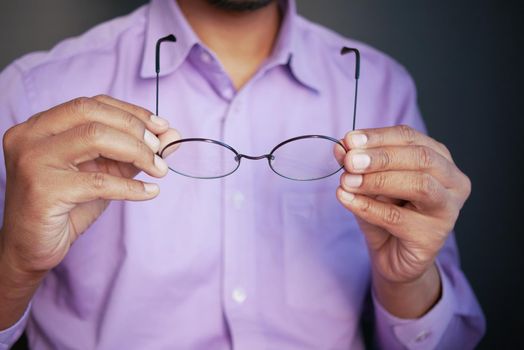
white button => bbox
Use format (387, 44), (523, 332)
(223, 88), (234, 100)
(232, 191), (245, 209)
(414, 330), (430, 342)
(232, 288), (247, 304)
(200, 51), (212, 64)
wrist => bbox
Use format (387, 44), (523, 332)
(372, 263), (441, 319)
(0, 231), (45, 330)
(0, 231), (46, 289)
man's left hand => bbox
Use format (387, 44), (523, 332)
(336, 125), (471, 310)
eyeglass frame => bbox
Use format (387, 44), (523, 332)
(154, 34), (361, 181)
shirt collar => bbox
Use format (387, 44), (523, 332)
(268, 0), (319, 92)
(141, 0), (198, 79)
(140, 0), (320, 92)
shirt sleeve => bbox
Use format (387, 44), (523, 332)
(372, 235), (486, 350)
(371, 63), (486, 349)
(0, 304), (31, 350)
(0, 62), (35, 348)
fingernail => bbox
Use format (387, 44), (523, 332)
(351, 153), (371, 170)
(340, 190), (355, 202)
(144, 129), (160, 152)
(154, 154), (168, 174)
(150, 115), (169, 127)
(350, 133), (368, 148)
(344, 174), (363, 188)
(143, 183), (159, 194)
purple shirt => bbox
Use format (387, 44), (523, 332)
(0, 0), (485, 349)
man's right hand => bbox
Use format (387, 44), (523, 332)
(0, 95), (179, 276)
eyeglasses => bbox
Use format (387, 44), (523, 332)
(155, 34), (360, 181)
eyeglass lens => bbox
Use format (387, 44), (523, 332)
(162, 137), (346, 181)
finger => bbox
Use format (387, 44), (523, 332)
(375, 195), (404, 205)
(344, 125), (453, 162)
(46, 122), (169, 178)
(92, 95), (170, 134)
(344, 145), (459, 187)
(65, 171), (160, 203)
(29, 97), (162, 152)
(158, 128), (182, 158)
(336, 187), (421, 240)
(333, 141), (347, 166)
(78, 157), (141, 179)
(340, 171), (448, 210)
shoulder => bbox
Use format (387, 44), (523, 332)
(293, 16), (424, 131)
(11, 5), (148, 77)
(0, 5), (150, 116)
(294, 15), (415, 88)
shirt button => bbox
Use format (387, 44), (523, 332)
(232, 288), (247, 304)
(232, 191), (245, 209)
(200, 51), (212, 64)
(414, 330), (431, 342)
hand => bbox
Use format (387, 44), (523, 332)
(336, 125), (471, 287)
(1, 95), (180, 274)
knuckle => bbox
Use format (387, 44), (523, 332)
(93, 94), (110, 101)
(71, 97), (96, 115)
(383, 206), (402, 225)
(372, 173), (388, 191)
(359, 197), (373, 213)
(23, 112), (44, 131)
(461, 173), (472, 198)
(378, 149), (392, 169)
(124, 179), (140, 193)
(417, 146), (434, 169)
(122, 112), (143, 135)
(3, 125), (20, 152)
(414, 173), (438, 197)
(397, 124), (417, 144)
(83, 122), (106, 144)
(131, 104), (152, 119)
(374, 131), (385, 146)
(436, 141), (452, 158)
(89, 172), (107, 190)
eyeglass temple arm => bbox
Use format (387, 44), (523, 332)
(155, 34), (177, 116)
(155, 38), (357, 130)
(340, 47), (361, 131)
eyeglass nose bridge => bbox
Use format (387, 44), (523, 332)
(235, 154), (275, 162)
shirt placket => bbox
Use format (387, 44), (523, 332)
(190, 44), (266, 348)
(220, 90), (261, 349)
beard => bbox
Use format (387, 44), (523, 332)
(206, 0), (274, 11)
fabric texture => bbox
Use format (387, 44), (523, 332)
(0, 0), (485, 349)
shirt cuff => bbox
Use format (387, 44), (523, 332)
(372, 261), (457, 350)
(0, 303), (31, 350)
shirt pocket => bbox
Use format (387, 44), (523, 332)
(281, 190), (370, 322)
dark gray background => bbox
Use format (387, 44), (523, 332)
(1, 1), (522, 349)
